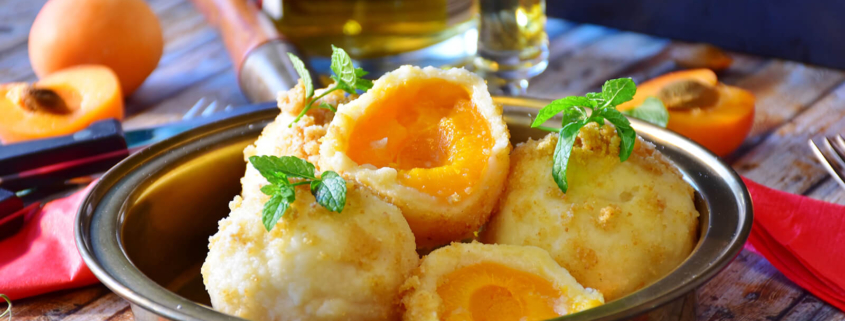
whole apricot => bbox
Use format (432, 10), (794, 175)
(0, 65), (124, 144)
(28, 0), (163, 96)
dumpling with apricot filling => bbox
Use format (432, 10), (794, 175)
(320, 66), (511, 248)
(400, 242), (604, 321)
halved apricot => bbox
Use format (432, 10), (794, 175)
(619, 69), (718, 112)
(345, 78), (493, 198)
(400, 242), (604, 321)
(438, 263), (564, 321)
(618, 69), (754, 156)
(0, 65), (123, 144)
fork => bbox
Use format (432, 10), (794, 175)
(181, 97), (232, 121)
(809, 135), (845, 190)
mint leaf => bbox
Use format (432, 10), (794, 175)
(355, 77), (374, 91)
(353, 68), (373, 91)
(260, 184), (279, 196)
(531, 77), (643, 195)
(623, 97), (668, 127)
(562, 106), (589, 126)
(249, 156), (288, 185)
(332, 75), (357, 95)
(250, 155), (316, 180)
(330, 45), (356, 86)
(586, 92), (603, 101)
(262, 186), (295, 231)
(553, 121), (587, 193)
(598, 108), (637, 162)
(250, 154), (348, 231)
(601, 78), (636, 106)
(531, 96), (594, 127)
(313, 171), (346, 212)
(287, 53), (313, 99)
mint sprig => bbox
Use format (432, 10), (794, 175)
(531, 78), (639, 193)
(287, 45), (374, 126)
(249, 155), (347, 231)
(622, 96), (669, 128)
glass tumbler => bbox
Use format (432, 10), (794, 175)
(474, 0), (549, 82)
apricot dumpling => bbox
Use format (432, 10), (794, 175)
(482, 123), (699, 300)
(320, 66), (511, 248)
(400, 242), (604, 321)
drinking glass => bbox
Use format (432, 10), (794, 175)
(474, 0), (548, 92)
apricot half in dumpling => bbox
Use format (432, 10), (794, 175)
(400, 242), (604, 321)
(320, 66), (511, 248)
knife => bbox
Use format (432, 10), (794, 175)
(189, 0), (307, 102)
(0, 101), (277, 192)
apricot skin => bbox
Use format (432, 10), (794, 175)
(28, 0), (163, 96)
(0, 65), (123, 144)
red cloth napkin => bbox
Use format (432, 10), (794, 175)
(1, 178), (844, 310)
(743, 178), (845, 311)
(0, 185), (98, 300)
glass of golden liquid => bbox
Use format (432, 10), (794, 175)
(474, 0), (548, 92)
(262, 0), (479, 77)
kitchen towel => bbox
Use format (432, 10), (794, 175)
(0, 185), (97, 300)
(743, 177), (845, 311)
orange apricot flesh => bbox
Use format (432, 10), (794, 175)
(437, 263), (565, 321)
(667, 84), (755, 156)
(618, 69), (755, 156)
(345, 78), (493, 198)
(0, 65), (123, 144)
(618, 69), (718, 112)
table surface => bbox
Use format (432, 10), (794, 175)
(3, 0), (845, 320)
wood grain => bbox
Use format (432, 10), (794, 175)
(734, 82), (845, 192)
(528, 30), (668, 98)
(695, 251), (805, 320)
(8, 285), (111, 318)
(0, 0), (46, 52)
(807, 179), (845, 205)
(60, 294), (130, 321)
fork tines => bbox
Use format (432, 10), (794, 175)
(809, 135), (845, 190)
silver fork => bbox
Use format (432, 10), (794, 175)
(809, 136), (845, 190)
(182, 97), (233, 120)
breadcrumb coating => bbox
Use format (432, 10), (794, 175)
(400, 242), (604, 321)
(482, 123), (699, 300)
(202, 81), (418, 321)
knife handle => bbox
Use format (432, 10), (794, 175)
(0, 119), (128, 191)
(189, 0), (282, 72)
(0, 188), (24, 240)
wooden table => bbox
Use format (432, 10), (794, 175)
(2, 0), (844, 320)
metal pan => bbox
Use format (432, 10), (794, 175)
(75, 96), (752, 321)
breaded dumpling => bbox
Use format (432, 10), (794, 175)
(240, 81), (352, 200)
(202, 183), (419, 321)
(482, 123), (699, 300)
(320, 66), (511, 248)
(400, 242), (604, 321)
